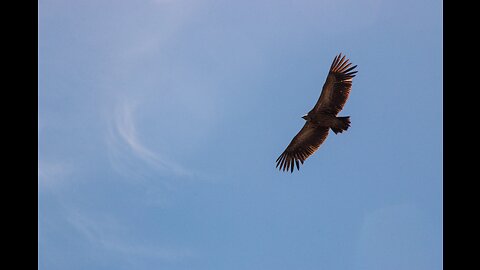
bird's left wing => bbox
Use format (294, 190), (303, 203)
(276, 122), (330, 172)
(312, 53), (357, 115)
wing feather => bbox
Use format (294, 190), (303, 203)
(276, 122), (329, 172)
(313, 53), (357, 115)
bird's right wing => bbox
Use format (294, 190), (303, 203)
(276, 122), (330, 172)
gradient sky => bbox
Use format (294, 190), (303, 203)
(39, 0), (443, 269)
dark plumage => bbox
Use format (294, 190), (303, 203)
(276, 53), (358, 172)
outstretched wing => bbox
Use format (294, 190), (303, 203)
(312, 53), (357, 115)
(276, 122), (330, 172)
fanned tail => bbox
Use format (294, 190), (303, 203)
(331, 116), (350, 134)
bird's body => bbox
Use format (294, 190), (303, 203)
(276, 53), (357, 172)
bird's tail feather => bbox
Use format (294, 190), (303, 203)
(331, 116), (350, 134)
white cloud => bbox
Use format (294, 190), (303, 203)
(38, 159), (72, 190)
(354, 203), (441, 270)
(106, 98), (194, 182)
(66, 209), (196, 263)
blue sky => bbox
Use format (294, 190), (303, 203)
(38, 0), (442, 269)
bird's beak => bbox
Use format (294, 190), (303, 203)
(301, 114), (308, 120)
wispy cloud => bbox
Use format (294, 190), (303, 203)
(38, 159), (72, 191)
(67, 209), (196, 263)
(106, 98), (194, 182)
(354, 203), (441, 269)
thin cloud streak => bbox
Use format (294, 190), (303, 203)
(354, 203), (441, 269)
(67, 209), (196, 263)
(107, 98), (194, 180)
(38, 159), (72, 190)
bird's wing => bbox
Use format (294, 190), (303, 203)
(312, 53), (357, 115)
(276, 122), (330, 172)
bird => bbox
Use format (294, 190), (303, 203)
(276, 53), (358, 173)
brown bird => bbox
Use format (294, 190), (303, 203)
(276, 53), (358, 172)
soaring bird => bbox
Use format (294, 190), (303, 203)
(276, 53), (358, 172)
